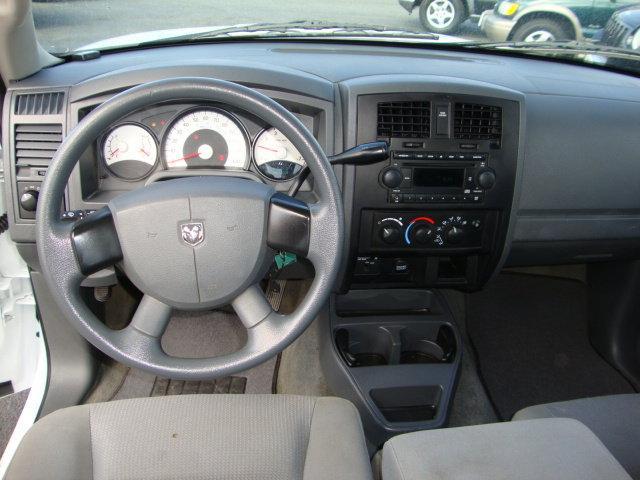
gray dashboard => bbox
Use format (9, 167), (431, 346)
(4, 41), (640, 277)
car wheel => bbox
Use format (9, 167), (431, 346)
(419, 0), (466, 34)
(511, 18), (572, 42)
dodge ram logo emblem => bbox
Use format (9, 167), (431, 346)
(179, 222), (204, 246)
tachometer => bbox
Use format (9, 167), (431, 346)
(102, 124), (158, 180)
(163, 109), (249, 170)
(253, 127), (306, 181)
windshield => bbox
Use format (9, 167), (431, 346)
(33, 0), (640, 73)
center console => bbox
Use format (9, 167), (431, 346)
(346, 93), (519, 291)
(321, 89), (520, 447)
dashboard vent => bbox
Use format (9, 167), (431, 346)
(453, 103), (502, 141)
(14, 124), (63, 167)
(377, 101), (431, 138)
(14, 92), (65, 116)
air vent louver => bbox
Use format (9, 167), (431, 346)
(453, 103), (502, 141)
(14, 124), (63, 168)
(14, 92), (65, 115)
(377, 101), (431, 138)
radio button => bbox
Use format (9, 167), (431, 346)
(393, 151), (413, 160)
(401, 168), (413, 187)
(389, 193), (401, 203)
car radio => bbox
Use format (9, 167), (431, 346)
(379, 151), (496, 204)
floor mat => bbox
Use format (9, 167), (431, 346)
(86, 309), (276, 403)
(467, 273), (634, 420)
(0, 389), (30, 458)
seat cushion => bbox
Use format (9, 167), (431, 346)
(6, 394), (373, 480)
(513, 394), (640, 479)
(382, 418), (631, 480)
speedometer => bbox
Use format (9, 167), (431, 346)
(163, 109), (249, 170)
(253, 127), (306, 181)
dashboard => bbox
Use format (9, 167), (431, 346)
(4, 41), (640, 292)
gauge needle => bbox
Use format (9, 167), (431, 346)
(140, 148), (149, 156)
(257, 145), (278, 153)
(167, 152), (199, 165)
(110, 148), (120, 156)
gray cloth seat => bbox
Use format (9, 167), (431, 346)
(6, 394), (373, 480)
(513, 393), (640, 480)
(381, 417), (632, 480)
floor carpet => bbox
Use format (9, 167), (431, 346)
(467, 273), (634, 420)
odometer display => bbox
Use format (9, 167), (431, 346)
(163, 109), (249, 170)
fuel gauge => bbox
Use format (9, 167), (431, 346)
(253, 127), (306, 181)
(102, 124), (158, 180)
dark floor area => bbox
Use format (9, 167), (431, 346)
(0, 389), (30, 459)
(467, 273), (635, 420)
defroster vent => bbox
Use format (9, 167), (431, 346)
(454, 103), (502, 141)
(14, 124), (63, 168)
(14, 92), (65, 116)
(377, 101), (431, 139)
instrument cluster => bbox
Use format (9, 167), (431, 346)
(99, 105), (308, 183)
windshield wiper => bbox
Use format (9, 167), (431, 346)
(190, 20), (440, 41)
(461, 40), (640, 62)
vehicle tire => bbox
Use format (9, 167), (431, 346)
(511, 18), (572, 42)
(419, 0), (466, 34)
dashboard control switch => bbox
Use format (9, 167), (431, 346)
(19, 190), (39, 212)
(413, 225), (434, 245)
(381, 167), (403, 189)
(446, 226), (466, 245)
(380, 225), (402, 245)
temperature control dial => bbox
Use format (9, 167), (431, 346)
(404, 217), (436, 245)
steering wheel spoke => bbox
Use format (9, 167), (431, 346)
(70, 207), (123, 276)
(231, 284), (274, 329)
(126, 294), (173, 339)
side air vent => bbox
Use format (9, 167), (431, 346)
(14, 92), (65, 116)
(14, 124), (63, 168)
(453, 103), (502, 141)
(377, 101), (431, 138)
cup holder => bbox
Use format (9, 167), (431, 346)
(335, 327), (394, 367)
(335, 323), (457, 367)
(400, 324), (457, 364)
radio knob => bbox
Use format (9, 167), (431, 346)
(445, 225), (466, 245)
(381, 167), (403, 189)
(20, 189), (39, 212)
(380, 224), (402, 245)
(476, 168), (496, 190)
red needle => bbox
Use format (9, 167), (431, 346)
(110, 148), (120, 156)
(167, 152), (199, 164)
(140, 148), (149, 156)
(258, 145), (278, 153)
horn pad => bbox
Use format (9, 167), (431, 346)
(108, 176), (274, 309)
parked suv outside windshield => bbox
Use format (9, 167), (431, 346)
(33, 0), (640, 74)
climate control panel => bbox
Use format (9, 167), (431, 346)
(370, 211), (487, 250)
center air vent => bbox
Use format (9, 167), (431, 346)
(14, 124), (63, 168)
(377, 101), (431, 139)
(14, 92), (65, 116)
(453, 103), (502, 141)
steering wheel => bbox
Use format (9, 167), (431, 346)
(36, 78), (344, 380)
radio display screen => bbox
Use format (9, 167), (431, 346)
(413, 168), (464, 188)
